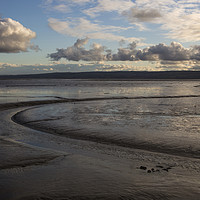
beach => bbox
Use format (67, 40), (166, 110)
(0, 79), (200, 200)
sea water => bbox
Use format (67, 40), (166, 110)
(0, 79), (200, 102)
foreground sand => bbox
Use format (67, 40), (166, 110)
(0, 100), (200, 200)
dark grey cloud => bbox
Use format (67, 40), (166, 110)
(122, 8), (162, 23)
(48, 38), (108, 61)
(0, 18), (39, 53)
(190, 45), (200, 60)
(74, 37), (88, 48)
(48, 39), (200, 63)
(136, 42), (191, 61)
(112, 42), (138, 61)
(112, 42), (200, 62)
(48, 39), (139, 62)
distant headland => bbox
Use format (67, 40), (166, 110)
(1, 71), (200, 80)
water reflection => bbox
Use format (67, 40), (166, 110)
(0, 79), (200, 103)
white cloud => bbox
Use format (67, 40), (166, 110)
(2, 58), (200, 75)
(162, 12), (200, 42)
(0, 62), (19, 68)
(131, 0), (200, 42)
(0, 18), (39, 53)
(83, 0), (135, 17)
(44, 0), (200, 44)
(158, 60), (200, 71)
(0, 61), (158, 74)
(72, 0), (92, 3)
(84, 0), (200, 42)
(42, 0), (92, 12)
(48, 17), (142, 42)
(53, 4), (71, 13)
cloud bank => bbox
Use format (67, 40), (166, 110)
(48, 39), (200, 63)
(2, 59), (200, 75)
(0, 18), (39, 53)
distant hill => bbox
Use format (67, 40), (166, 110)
(0, 71), (200, 80)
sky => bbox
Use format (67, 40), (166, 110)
(1, 0), (200, 75)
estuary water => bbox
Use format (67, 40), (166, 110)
(1, 78), (200, 102)
(2, 79), (200, 157)
(1, 79), (200, 200)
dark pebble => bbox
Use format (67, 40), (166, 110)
(167, 167), (172, 170)
(162, 168), (169, 172)
(156, 165), (164, 168)
(147, 170), (151, 173)
(140, 166), (147, 170)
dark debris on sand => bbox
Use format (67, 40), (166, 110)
(138, 165), (173, 174)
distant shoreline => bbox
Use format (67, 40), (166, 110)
(0, 71), (200, 80)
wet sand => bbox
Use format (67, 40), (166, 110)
(0, 138), (61, 170)
(0, 100), (200, 200)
